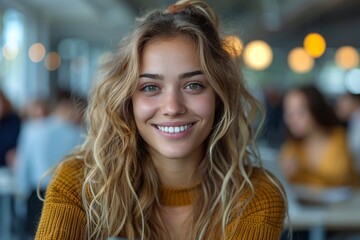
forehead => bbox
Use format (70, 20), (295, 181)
(140, 35), (201, 71)
(285, 91), (307, 107)
(142, 35), (197, 55)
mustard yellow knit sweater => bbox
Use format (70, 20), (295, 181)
(35, 160), (285, 239)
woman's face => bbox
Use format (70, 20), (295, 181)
(132, 36), (216, 162)
(283, 90), (316, 138)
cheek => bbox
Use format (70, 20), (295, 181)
(132, 96), (157, 124)
(191, 94), (216, 123)
(293, 115), (307, 128)
(303, 115), (315, 129)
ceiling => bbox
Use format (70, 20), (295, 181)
(5, 0), (360, 47)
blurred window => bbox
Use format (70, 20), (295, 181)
(58, 38), (90, 95)
(0, 8), (25, 108)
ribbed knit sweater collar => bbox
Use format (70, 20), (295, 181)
(159, 183), (201, 206)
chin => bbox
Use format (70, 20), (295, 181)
(291, 131), (306, 139)
(289, 127), (305, 137)
(159, 150), (190, 160)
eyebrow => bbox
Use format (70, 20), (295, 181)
(139, 70), (204, 80)
(139, 73), (163, 80)
(179, 70), (204, 79)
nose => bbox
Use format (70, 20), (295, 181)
(161, 90), (186, 116)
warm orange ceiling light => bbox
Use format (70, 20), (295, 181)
(335, 46), (359, 70)
(288, 47), (314, 74)
(303, 33), (326, 58)
(29, 43), (46, 62)
(243, 40), (273, 70)
(44, 52), (61, 71)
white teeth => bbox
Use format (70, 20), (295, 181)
(157, 124), (192, 133)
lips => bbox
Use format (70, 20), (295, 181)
(155, 123), (193, 133)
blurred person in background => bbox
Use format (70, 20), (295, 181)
(0, 90), (21, 168)
(279, 85), (357, 201)
(21, 99), (49, 121)
(15, 90), (86, 238)
(336, 92), (360, 179)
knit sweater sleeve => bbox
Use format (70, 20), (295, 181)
(35, 159), (87, 240)
(226, 169), (286, 240)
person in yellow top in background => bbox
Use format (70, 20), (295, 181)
(335, 92), (360, 181)
(35, 1), (286, 239)
(279, 85), (357, 189)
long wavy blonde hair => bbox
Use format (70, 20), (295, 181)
(75, 0), (286, 239)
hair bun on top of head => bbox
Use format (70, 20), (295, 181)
(165, 0), (219, 30)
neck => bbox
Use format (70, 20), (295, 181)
(149, 150), (202, 188)
(305, 127), (327, 143)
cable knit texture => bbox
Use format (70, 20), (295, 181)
(35, 159), (285, 239)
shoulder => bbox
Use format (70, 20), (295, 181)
(36, 158), (87, 239)
(226, 168), (286, 239)
(331, 126), (346, 139)
(2, 112), (21, 128)
(249, 167), (285, 205)
(21, 119), (45, 134)
(280, 139), (299, 153)
(329, 127), (348, 147)
(52, 158), (84, 188)
(46, 158), (85, 204)
(241, 168), (286, 224)
(8, 112), (21, 122)
(55, 158), (84, 177)
(279, 140), (297, 155)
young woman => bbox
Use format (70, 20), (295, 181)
(36, 1), (286, 239)
(280, 85), (357, 189)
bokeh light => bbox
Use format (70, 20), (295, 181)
(44, 52), (61, 71)
(2, 42), (19, 60)
(243, 40), (273, 70)
(223, 35), (243, 57)
(303, 33), (326, 58)
(335, 46), (359, 70)
(28, 43), (46, 62)
(288, 47), (314, 74)
(345, 68), (360, 94)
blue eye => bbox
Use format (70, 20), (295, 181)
(142, 85), (160, 92)
(185, 83), (204, 91)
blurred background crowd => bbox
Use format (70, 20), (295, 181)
(0, 0), (359, 239)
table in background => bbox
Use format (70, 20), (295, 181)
(260, 146), (360, 240)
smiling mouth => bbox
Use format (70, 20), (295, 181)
(155, 123), (194, 133)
